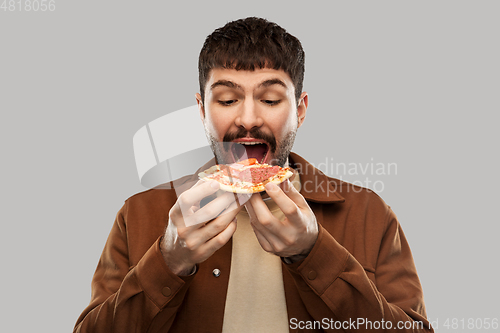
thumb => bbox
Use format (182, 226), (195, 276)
(244, 196), (258, 221)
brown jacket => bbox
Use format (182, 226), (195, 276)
(74, 153), (433, 332)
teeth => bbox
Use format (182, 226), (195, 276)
(237, 142), (265, 145)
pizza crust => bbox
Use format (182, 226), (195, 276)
(198, 163), (293, 194)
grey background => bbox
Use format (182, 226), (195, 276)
(1, 1), (498, 332)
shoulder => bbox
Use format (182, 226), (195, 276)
(310, 174), (393, 239)
(329, 176), (390, 215)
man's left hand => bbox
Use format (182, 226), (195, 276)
(245, 179), (318, 259)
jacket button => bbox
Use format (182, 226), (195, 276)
(162, 287), (172, 297)
(307, 271), (317, 280)
(212, 268), (221, 277)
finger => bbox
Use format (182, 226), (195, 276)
(279, 179), (309, 209)
(196, 204), (243, 242)
(244, 196), (257, 220)
(191, 182), (208, 213)
(251, 221), (291, 255)
(181, 204), (241, 252)
(264, 182), (301, 221)
(247, 194), (280, 232)
(199, 216), (237, 255)
(183, 179), (217, 208)
(251, 226), (274, 252)
(189, 191), (238, 226)
(178, 180), (221, 212)
(289, 168), (299, 183)
(205, 192), (245, 219)
(219, 195), (248, 217)
(192, 178), (209, 188)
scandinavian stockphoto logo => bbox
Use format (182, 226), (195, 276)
(289, 158), (397, 197)
(312, 157), (397, 194)
(133, 104), (252, 189)
(133, 105), (210, 189)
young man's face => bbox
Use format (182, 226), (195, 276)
(196, 68), (308, 167)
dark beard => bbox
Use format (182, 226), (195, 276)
(269, 129), (296, 167)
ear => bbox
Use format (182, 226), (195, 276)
(297, 92), (308, 128)
(196, 93), (205, 122)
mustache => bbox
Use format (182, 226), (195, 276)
(222, 128), (277, 153)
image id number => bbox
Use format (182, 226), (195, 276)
(442, 318), (498, 330)
(1, 0), (56, 11)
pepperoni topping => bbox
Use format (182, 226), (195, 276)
(212, 163), (283, 187)
(238, 166), (280, 184)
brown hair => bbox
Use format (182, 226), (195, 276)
(198, 17), (305, 105)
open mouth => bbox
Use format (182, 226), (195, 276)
(230, 141), (270, 164)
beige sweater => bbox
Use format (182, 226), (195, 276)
(222, 177), (301, 332)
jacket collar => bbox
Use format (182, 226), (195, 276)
(289, 152), (345, 203)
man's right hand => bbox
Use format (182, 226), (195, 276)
(160, 180), (245, 275)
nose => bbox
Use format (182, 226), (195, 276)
(234, 99), (264, 131)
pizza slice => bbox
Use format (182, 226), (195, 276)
(198, 158), (293, 194)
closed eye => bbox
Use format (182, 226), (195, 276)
(218, 100), (237, 106)
(262, 100), (281, 106)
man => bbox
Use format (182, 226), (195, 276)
(74, 17), (433, 332)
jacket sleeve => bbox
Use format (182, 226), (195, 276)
(73, 202), (194, 333)
(283, 208), (433, 332)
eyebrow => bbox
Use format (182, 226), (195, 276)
(210, 78), (287, 91)
(258, 78), (287, 89)
(210, 80), (242, 90)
